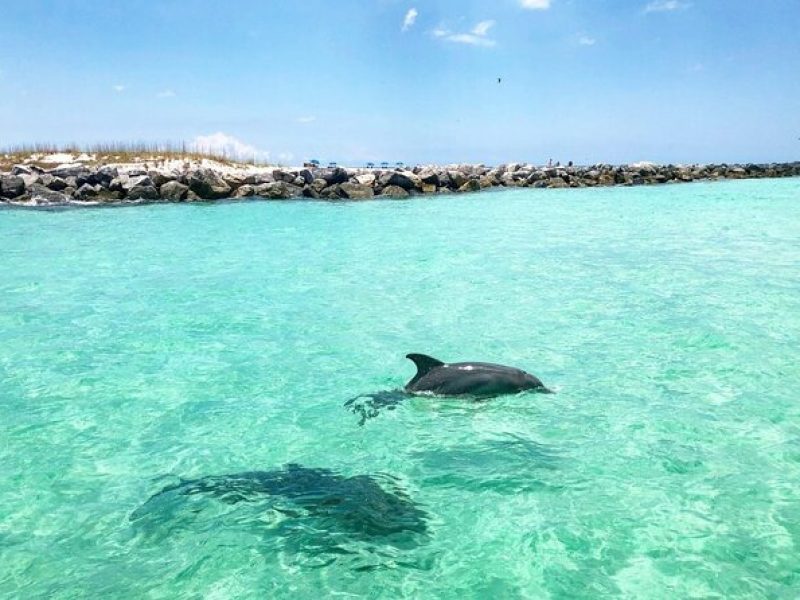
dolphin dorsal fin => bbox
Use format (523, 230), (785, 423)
(406, 354), (445, 378)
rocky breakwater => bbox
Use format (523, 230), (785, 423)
(1, 161), (799, 207)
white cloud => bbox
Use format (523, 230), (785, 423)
(112, 84), (125, 93)
(644, 1), (690, 13)
(578, 35), (596, 46)
(402, 8), (418, 31)
(296, 116), (316, 124)
(520, 0), (551, 9)
(157, 90), (176, 98)
(191, 132), (269, 161)
(434, 20), (497, 48)
(277, 152), (294, 164)
(472, 20), (495, 37)
(446, 34), (496, 47)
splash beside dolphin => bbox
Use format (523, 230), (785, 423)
(405, 353), (551, 397)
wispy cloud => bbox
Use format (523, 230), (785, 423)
(520, 0), (551, 9)
(472, 20), (495, 37)
(578, 35), (596, 46)
(156, 89), (176, 98)
(644, 1), (691, 13)
(434, 20), (497, 48)
(296, 116), (316, 124)
(402, 8), (418, 32)
(191, 132), (269, 161)
(112, 84), (125, 93)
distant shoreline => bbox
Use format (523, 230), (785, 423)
(1, 155), (798, 207)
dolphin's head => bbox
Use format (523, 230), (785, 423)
(522, 372), (553, 394)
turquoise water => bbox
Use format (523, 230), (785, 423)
(2, 178), (799, 598)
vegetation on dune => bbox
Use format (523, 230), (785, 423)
(0, 141), (271, 169)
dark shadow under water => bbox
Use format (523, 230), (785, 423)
(344, 390), (413, 426)
(130, 464), (430, 567)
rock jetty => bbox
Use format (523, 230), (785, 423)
(1, 161), (798, 207)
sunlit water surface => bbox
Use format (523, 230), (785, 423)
(2, 179), (799, 598)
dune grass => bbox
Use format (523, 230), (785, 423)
(0, 142), (271, 170)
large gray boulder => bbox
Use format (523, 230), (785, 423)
(272, 169), (296, 184)
(74, 183), (100, 201)
(380, 185), (410, 198)
(96, 188), (123, 202)
(317, 168), (349, 185)
(729, 167), (747, 178)
(188, 169), (233, 199)
(283, 183), (303, 198)
(49, 165), (90, 179)
(128, 185), (159, 200)
(500, 172), (516, 186)
(379, 170), (420, 191)
(526, 171), (544, 184)
(108, 177), (126, 193)
(355, 173), (376, 186)
(233, 184), (255, 198)
(417, 168), (440, 186)
(127, 176), (160, 200)
(302, 184), (320, 199)
(0, 175), (25, 198)
(88, 166), (119, 187)
(338, 182), (374, 200)
(255, 181), (301, 199)
(320, 184), (342, 199)
(448, 170), (468, 189)
(458, 179), (481, 193)
(11, 165), (32, 176)
(160, 180), (189, 201)
(20, 174), (41, 188)
(254, 172), (275, 184)
(597, 173), (615, 186)
(309, 178), (328, 195)
(224, 173), (254, 188)
(46, 176), (69, 191)
(25, 184), (71, 205)
(297, 169), (314, 185)
(147, 171), (170, 188)
(126, 175), (153, 188)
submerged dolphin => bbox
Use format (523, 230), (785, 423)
(404, 353), (551, 397)
(131, 464), (428, 539)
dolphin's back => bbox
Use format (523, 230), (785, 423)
(405, 354), (547, 397)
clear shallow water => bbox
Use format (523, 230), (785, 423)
(1, 179), (799, 598)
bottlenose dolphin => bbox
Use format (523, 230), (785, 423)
(404, 353), (551, 397)
(131, 464), (428, 539)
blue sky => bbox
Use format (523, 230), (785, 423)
(1, 0), (798, 165)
